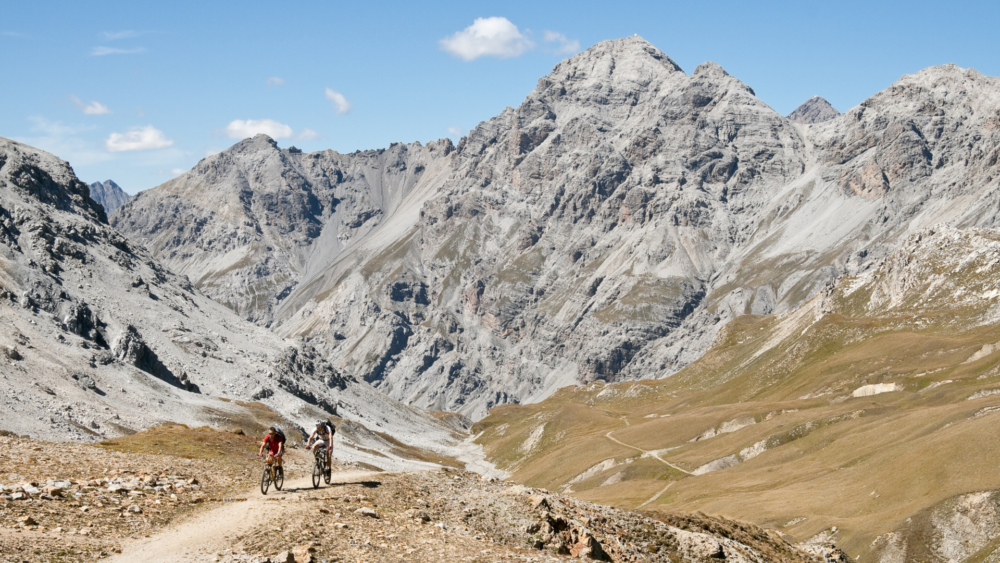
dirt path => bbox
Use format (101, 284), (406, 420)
(604, 431), (692, 476)
(106, 470), (380, 563)
(604, 430), (692, 508)
(637, 482), (675, 509)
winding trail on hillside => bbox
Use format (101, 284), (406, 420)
(637, 482), (676, 509)
(604, 431), (692, 476)
(106, 470), (380, 563)
(604, 430), (692, 508)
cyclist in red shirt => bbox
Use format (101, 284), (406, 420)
(258, 426), (285, 468)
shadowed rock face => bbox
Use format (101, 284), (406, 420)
(113, 37), (1000, 419)
(787, 96), (840, 124)
(88, 180), (130, 216)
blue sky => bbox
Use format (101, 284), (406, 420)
(2, 0), (998, 193)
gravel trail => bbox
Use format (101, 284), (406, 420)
(106, 470), (380, 563)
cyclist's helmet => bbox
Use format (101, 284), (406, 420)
(316, 420), (326, 428)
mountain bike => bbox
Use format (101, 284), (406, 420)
(260, 454), (284, 494)
(311, 446), (331, 488)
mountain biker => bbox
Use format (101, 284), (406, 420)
(306, 420), (335, 477)
(258, 426), (285, 467)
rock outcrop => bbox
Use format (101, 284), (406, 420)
(872, 490), (1000, 563)
(113, 37), (1000, 419)
(787, 96), (840, 124)
(87, 179), (130, 215)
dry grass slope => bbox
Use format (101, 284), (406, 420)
(476, 227), (1000, 561)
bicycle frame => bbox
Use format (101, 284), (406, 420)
(261, 453), (284, 494)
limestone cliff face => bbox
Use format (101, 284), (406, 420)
(113, 37), (1000, 419)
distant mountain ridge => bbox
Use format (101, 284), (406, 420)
(88, 179), (130, 215)
(113, 38), (1000, 419)
(111, 137), (454, 323)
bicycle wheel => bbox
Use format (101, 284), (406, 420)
(324, 457), (331, 484)
(274, 465), (284, 490)
(260, 466), (270, 495)
(312, 460), (321, 489)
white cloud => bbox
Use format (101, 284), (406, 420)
(105, 125), (173, 152)
(297, 128), (319, 141)
(447, 126), (466, 137)
(324, 88), (352, 115)
(91, 46), (144, 56)
(70, 95), (112, 115)
(224, 119), (294, 140)
(103, 30), (139, 40)
(171, 168), (185, 175)
(543, 30), (580, 55)
(440, 17), (534, 61)
(267, 77), (285, 87)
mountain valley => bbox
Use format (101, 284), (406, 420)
(4, 32), (1000, 563)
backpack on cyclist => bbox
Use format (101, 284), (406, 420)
(273, 426), (286, 443)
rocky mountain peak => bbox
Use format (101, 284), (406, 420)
(692, 61), (729, 78)
(202, 133), (282, 167)
(686, 60), (760, 101)
(1, 138), (106, 223)
(611, 35), (678, 63)
(808, 62), (1000, 201)
(568, 35), (681, 70)
(235, 133), (280, 152)
(787, 96), (839, 124)
(170, 133), (299, 200)
(909, 62), (982, 82)
(87, 179), (130, 216)
(534, 35), (684, 103)
(856, 64), (996, 115)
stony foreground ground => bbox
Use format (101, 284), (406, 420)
(0, 429), (840, 563)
